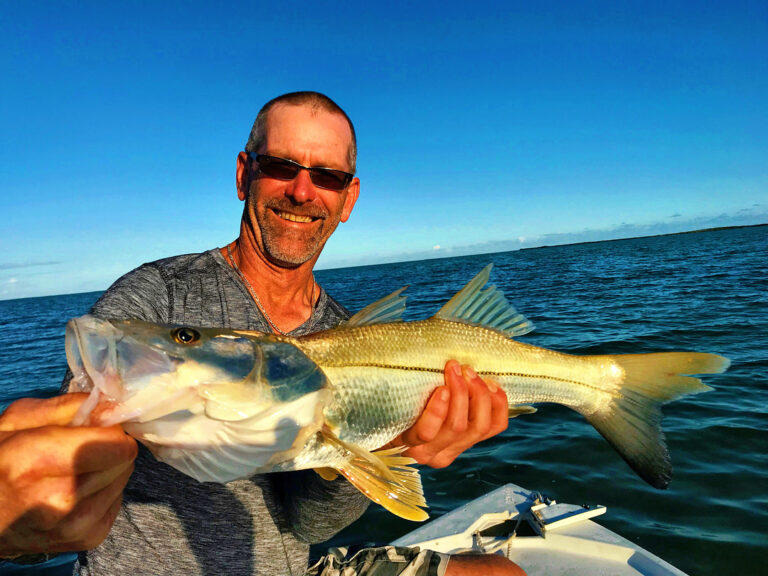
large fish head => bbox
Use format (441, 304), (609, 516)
(66, 315), (333, 481)
(65, 315), (329, 423)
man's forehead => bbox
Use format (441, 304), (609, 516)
(261, 103), (353, 165)
(264, 103), (351, 139)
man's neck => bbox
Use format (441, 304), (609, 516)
(221, 237), (318, 334)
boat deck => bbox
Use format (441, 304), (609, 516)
(391, 483), (688, 576)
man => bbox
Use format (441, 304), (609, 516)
(0, 92), (523, 575)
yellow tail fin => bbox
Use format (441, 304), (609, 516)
(583, 352), (729, 488)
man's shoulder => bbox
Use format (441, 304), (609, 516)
(113, 250), (224, 288)
(137, 250), (220, 279)
(92, 250), (222, 323)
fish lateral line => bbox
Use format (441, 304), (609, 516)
(319, 361), (613, 395)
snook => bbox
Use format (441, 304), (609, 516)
(66, 265), (729, 521)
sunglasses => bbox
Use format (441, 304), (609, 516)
(250, 154), (354, 192)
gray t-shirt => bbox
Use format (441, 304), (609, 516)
(67, 249), (370, 575)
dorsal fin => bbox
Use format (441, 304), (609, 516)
(434, 264), (534, 338)
(345, 287), (408, 327)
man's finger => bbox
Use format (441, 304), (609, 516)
(465, 368), (492, 435)
(67, 490), (125, 552)
(49, 462), (133, 550)
(482, 386), (509, 441)
(0, 394), (91, 432)
(424, 436), (473, 469)
(444, 361), (469, 433)
(401, 386), (450, 446)
(1, 425), (138, 477)
(76, 459), (135, 501)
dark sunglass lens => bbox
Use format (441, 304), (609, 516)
(259, 157), (299, 180)
(310, 169), (349, 190)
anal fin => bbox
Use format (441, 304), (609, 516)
(509, 405), (537, 418)
(322, 432), (428, 522)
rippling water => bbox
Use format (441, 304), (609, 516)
(1, 225), (765, 575)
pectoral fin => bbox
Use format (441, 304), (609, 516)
(322, 432), (428, 521)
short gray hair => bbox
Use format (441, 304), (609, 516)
(245, 91), (357, 173)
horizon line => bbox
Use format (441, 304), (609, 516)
(316, 222), (768, 272)
(2, 222), (764, 303)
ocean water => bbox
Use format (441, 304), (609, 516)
(0, 225), (765, 575)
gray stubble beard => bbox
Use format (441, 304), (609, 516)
(251, 196), (342, 268)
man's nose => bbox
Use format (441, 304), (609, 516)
(285, 169), (317, 203)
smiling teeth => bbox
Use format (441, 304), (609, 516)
(276, 211), (314, 223)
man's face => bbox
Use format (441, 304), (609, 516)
(241, 103), (359, 267)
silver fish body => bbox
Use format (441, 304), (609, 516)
(303, 318), (618, 449)
(65, 265), (729, 520)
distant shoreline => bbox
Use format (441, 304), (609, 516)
(518, 222), (767, 251)
(321, 222), (767, 272)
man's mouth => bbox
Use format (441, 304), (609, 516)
(273, 209), (319, 224)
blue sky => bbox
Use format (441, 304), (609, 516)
(1, 1), (765, 300)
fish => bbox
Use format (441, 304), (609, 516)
(65, 265), (730, 521)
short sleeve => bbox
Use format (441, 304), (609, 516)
(90, 263), (170, 324)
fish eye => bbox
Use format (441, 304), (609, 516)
(172, 327), (201, 345)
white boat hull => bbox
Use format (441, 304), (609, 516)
(391, 483), (688, 576)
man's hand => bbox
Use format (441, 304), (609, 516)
(0, 394), (137, 556)
(388, 360), (509, 468)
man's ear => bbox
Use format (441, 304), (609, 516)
(236, 151), (250, 201)
(340, 178), (360, 223)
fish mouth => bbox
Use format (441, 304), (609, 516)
(66, 316), (176, 401)
(66, 316), (118, 397)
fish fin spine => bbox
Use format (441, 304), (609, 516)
(344, 287), (409, 328)
(337, 447), (428, 522)
(434, 264), (535, 338)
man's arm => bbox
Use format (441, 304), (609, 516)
(446, 554), (526, 575)
(0, 265), (167, 557)
(0, 395), (137, 556)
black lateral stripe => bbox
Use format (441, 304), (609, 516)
(321, 361), (602, 390)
